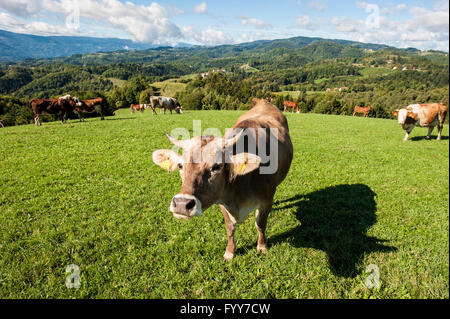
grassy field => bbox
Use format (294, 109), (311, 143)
(152, 78), (188, 97)
(0, 109), (448, 298)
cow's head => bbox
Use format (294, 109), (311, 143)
(174, 100), (183, 114)
(72, 96), (83, 107)
(393, 108), (418, 126)
(152, 131), (261, 220)
(58, 95), (77, 108)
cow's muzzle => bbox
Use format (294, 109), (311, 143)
(170, 194), (202, 219)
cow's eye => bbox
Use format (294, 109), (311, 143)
(177, 163), (183, 170)
(211, 164), (221, 172)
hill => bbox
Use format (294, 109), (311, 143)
(0, 29), (191, 62)
(0, 110), (448, 298)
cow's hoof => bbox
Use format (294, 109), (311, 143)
(223, 252), (234, 261)
(425, 136), (431, 140)
(257, 245), (267, 253)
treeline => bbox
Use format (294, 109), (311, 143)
(174, 71), (448, 119)
(275, 87), (449, 119)
(177, 72), (270, 111)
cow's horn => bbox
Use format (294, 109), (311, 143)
(165, 132), (191, 149)
(224, 129), (244, 148)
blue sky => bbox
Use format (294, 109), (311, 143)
(0, 0), (448, 51)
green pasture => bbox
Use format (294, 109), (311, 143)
(0, 109), (448, 298)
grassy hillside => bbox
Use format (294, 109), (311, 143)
(0, 110), (448, 298)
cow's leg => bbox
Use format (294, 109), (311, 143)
(404, 127), (413, 141)
(437, 124), (443, 140)
(220, 205), (237, 261)
(255, 200), (272, 253)
(426, 126), (434, 140)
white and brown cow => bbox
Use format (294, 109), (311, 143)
(150, 96), (183, 115)
(392, 103), (447, 141)
(75, 97), (105, 121)
(152, 100), (293, 260)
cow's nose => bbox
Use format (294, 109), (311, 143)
(170, 194), (200, 218)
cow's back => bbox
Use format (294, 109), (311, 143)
(412, 103), (444, 126)
(226, 101), (293, 192)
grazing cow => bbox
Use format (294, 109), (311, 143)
(30, 95), (79, 126)
(392, 103), (447, 141)
(130, 104), (145, 114)
(353, 105), (373, 117)
(75, 97), (105, 121)
(152, 100), (293, 260)
(150, 96), (183, 115)
(283, 100), (300, 114)
(251, 97), (271, 108)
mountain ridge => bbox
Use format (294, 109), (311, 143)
(0, 29), (192, 62)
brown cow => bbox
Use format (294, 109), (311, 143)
(283, 100), (300, 113)
(30, 95), (79, 126)
(392, 103), (447, 141)
(251, 97), (271, 108)
(152, 100), (293, 260)
(130, 104), (145, 114)
(75, 97), (105, 121)
(353, 105), (373, 117)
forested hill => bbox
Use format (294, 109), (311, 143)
(0, 29), (192, 62)
(0, 34), (448, 127)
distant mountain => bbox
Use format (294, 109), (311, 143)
(0, 29), (191, 62)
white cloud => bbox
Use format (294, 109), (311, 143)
(308, 1), (324, 12)
(356, 2), (369, 10)
(297, 15), (315, 30)
(194, 2), (207, 14)
(184, 26), (232, 45)
(171, 6), (185, 15)
(238, 15), (272, 29)
(0, 11), (77, 36)
(396, 4), (408, 12)
(0, 0), (40, 17)
(1, 0), (184, 43)
(409, 6), (449, 32)
(331, 17), (361, 32)
(330, 4), (449, 52)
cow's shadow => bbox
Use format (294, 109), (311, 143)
(410, 135), (449, 141)
(241, 184), (397, 278)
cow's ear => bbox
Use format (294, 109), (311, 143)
(152, 149), (181, 171)
(392, 110), (399, 116)
(230, 153), (261, 177)
(407, 111), (418, 120)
